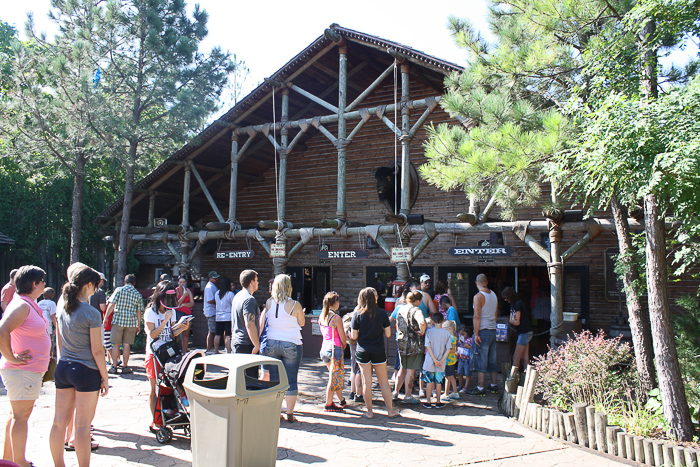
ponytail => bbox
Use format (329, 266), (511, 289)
(61, 265), (100, 314)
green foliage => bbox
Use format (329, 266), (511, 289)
(533, 330), (637, 411)
(608, 388), (669, 437)
(675, 296), (700, 424)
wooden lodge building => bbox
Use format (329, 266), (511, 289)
(97, 24), (685, 359)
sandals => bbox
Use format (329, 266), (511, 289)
(107, 367), (118, 374)
(64, 441), (99, 451)
(121, 366), (133, 374)
(286, 413), (296, 423)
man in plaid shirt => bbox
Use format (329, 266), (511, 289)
(105, 274), (144, 375)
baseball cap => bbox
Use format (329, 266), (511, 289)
(208, 271), (220, 279)
(98, 272), (106, 281)
(420, 274), (431, 283)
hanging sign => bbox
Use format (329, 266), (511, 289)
(391, 247), (413, 263)
(270, 243), (286, 258)
(215, 250), (255, 259)
(449, 246), (513, 256)
(316, 249), (369, 259)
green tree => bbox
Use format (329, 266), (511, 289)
(80, 0), (235, 285)
(1, 8), (109, 264)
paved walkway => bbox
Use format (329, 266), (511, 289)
(1, 355), (634, 466)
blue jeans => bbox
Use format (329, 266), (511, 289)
(472, 329), (498, 373)
(261, 339), (302, 396)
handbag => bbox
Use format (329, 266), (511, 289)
(329, 313), (344, 392)
(43, 357), (56, 382)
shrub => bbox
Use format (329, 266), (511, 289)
(675, 295), (700, 425)
(533, 330), (637, 411)
(608, 389), (669, 437)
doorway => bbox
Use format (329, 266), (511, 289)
(365, 266), (433, 308)
(287, 267), (331, 313)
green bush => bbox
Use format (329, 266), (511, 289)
(533, 330), (637, 412)
(675, 296), (700, 425)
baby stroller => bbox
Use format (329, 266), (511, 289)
(151, 340), (204, 443)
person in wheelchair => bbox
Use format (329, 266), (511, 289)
(145, 282), (191, 433)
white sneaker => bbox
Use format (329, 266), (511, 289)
(418, 390), (425, 398)
(459, 387), (468, 393)
(449, 392), (460, 400)
(440, 395), (451, 403)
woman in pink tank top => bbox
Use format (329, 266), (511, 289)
(318, 291), (347, 412)
(0, 265), (51, 467)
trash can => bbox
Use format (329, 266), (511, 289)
(183, 354), (289, 467)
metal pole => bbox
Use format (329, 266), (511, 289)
(229, 134), (239, 221)
(182, 166), (191, 228)
(336, 45), (348, 220)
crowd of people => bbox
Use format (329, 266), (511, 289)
(0, 264), (535, 466)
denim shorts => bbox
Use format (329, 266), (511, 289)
(457, 358), (470, 376)
(55, 360), (101, 392)
(207, 316), (217, 333)
(472, 329), (498, 373)
(261, 339), (302, 396)
(517, 331), (534, 346)
(319, 343), (343, 363)
(445, 363), (457, 377)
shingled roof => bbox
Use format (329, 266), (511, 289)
(0, 232), (15, 245)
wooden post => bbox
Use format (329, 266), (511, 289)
(573, 403), (588, 447)
(278, 89), (289, 221)
(606, 426), (622, 456)
(663, 443), (674, 467)
(336, 45), (347, 220)
(563, 413), (577, 443)
(542, 409), (551, 435)
(551, 411), (559, 438)
(643, 439), (655, 466)
(399, 62), (411, 216)
(594, 412), (607, 452)
(685, 448), (698, 467)
(586, 406), (596, 449)
(617, 431), (627, 459)
(514, 386), (523, 419)
(229, 134), (239, 221)
(653, 440), (664, 467)
(673, 446), (685, 467)
(633, 436), (645, 464)
(528, 403), (537, 427)
(506, 366), (519, 394)
(548, 219), (564, 346)
(557, 412), (566, 440)
(624, 433), (635, 461)
(189, 162), (225, 223)
(148, 192), (155, 228)
(518, 367), (537, 424)
(182, 165), (191, 228)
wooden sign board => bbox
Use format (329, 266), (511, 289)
(391, 247), (413, 263)
(449, 246), (514, 256)
(316, 250), (369, 259)
(270, 243), (286, 258)
(215, 250), (255, 259)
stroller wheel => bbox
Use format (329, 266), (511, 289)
(156, 427), (172, 444)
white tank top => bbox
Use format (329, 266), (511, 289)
(266, 298), (302, 345)
(478, 290), (498, 330)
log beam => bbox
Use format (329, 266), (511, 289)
(336, 45), (348, 220)
(189, 163), (225, 223)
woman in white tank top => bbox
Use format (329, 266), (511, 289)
(259, 274), (305, 422)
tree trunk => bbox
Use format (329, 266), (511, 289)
(644, 194), (693, 441)
(116, 144), (138, 285)
(69, 154), (87, 265)
(610, 194), (656, 397)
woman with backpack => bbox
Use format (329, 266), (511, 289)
(391, 290), (427, 404)
(318, 291), (347, 412)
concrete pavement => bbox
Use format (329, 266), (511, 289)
(1, 355), (636, 466)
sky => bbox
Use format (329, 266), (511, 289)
(2, 0), (490, 103)
(3, 0), (697, 109)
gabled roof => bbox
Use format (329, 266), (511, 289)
(98, 24), (463, 225)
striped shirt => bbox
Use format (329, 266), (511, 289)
(108, 284), (144, 328)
